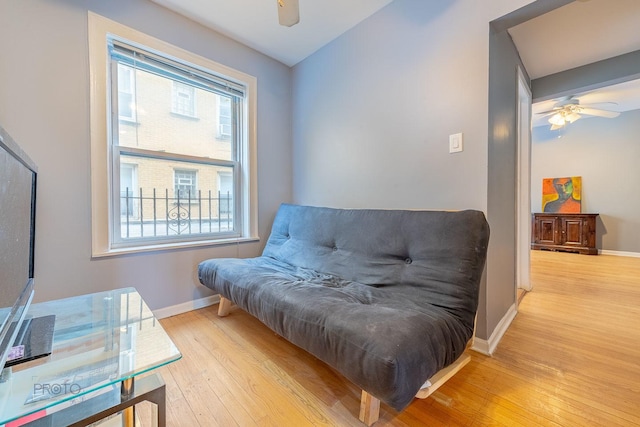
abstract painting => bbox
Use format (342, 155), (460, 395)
(542, 176), (581, 213)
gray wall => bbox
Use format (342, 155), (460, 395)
(0, 0), (293, 310)
(292, 1), (490, 211)
(0, 0), (545, 345)
(485, 28), (529, 339)
(531, 110), (640, 253)
(292, 0), (535, 341)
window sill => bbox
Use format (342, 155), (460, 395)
(170, 112), (200, 121)
(92, 236), (259, 259)
(170, 201), (201, 206)
(119, 117), (139, 126)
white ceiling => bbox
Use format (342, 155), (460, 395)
(508, 0), (640, 80)
(508, 0), (640, 127)
(150, 0), (640, 76)
(150, 0), (394, 66)
(150, 0), (640, 126)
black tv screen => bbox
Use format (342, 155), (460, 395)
(0, 125), (37, 370)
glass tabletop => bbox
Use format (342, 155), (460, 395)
(0, 287), (181, 424)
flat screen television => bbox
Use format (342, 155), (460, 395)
(0, 125), (52, 372)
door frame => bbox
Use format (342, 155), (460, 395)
(516, 66), (532, 292)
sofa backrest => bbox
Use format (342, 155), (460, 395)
(263, 204), (490, 322)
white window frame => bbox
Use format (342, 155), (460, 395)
(88, 12), (258, 257)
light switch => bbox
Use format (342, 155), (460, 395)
(449, 133), (463, 153)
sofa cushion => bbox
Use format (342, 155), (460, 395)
(263, 204), (489, 329)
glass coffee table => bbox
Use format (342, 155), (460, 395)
(0, 288), (181, 426)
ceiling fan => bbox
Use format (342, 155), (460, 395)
(277, 0), (300, 27)
(538, 97), (620, 130)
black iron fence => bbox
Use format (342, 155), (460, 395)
(120, 188), (233, 239)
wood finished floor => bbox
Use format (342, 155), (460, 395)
(136, 250), (640, 426)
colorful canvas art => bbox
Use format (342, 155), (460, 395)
(542, 176), (581, 213)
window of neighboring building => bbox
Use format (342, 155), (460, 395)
(217, 171), (233, 215)
(120, 163), (138, 218)
(117, 65), (136, 121)
(174, 169), (197, 199)
(172, 81), (196, 117)
(217, 95), (232, 139)
(88, 13), (258, 256)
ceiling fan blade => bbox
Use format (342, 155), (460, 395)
(536, 109), (561, 116)
(579, 107), (620, 118)
(277, 0), (300, 27)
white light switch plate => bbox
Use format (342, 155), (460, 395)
(449, 133), (463, 153)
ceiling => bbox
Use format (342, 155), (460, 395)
(508, 0), (640, 127)
(149, 0), (640, 75)
(150, 0), (394, 66)
(508, 0), (640, 80)
(150, 0), (640, 125)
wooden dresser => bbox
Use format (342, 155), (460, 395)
(531, 213), (599, 255)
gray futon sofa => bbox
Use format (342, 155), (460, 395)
(198, 203), (490, 424)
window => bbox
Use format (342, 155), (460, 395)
(174, 169), (197, 199)
(88, 13), (257, 256)
(109, 40), (243, 245)
(172, 82), (196, 117)
(120, 163), (138, 217)
(217, 95), (232, 139)
(217, 172), (233, 215)
(117, 65), (136, 121)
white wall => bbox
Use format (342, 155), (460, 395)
(0, 0), (293, 311)
(532, 109), (640, 253)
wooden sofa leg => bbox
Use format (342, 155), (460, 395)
(415, 353), (470, 399)
(218, 296), (232, 317)
(359, 390), (380, 426)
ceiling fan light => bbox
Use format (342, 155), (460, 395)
(277, 0), (300, 27)
(550, 123), (564, 131)
(548, 113), (565, 126)
(566, 112), (581, 123)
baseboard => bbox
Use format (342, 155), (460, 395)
(598, 249), (640, 258)
(471, 302), (518, 356)
(153, 294), (220, 319)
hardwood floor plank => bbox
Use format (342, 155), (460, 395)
(136, 251), (640, 426)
